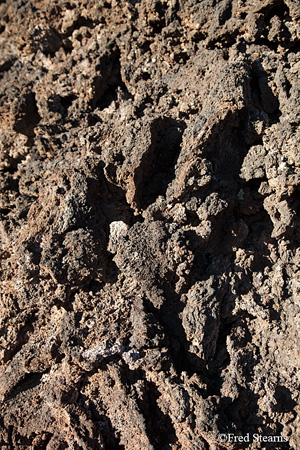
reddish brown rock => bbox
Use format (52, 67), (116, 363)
(0, 0), (300, 449)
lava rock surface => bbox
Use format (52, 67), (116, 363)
(0, 0), (300, 449)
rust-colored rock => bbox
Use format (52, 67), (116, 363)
(0, 0), (300, 449)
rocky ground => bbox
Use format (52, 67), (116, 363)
(0, 0), (300, 448)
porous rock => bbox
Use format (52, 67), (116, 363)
(0, 0), (300, 449)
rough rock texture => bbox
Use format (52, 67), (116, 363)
(0, 0), (300, 449)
